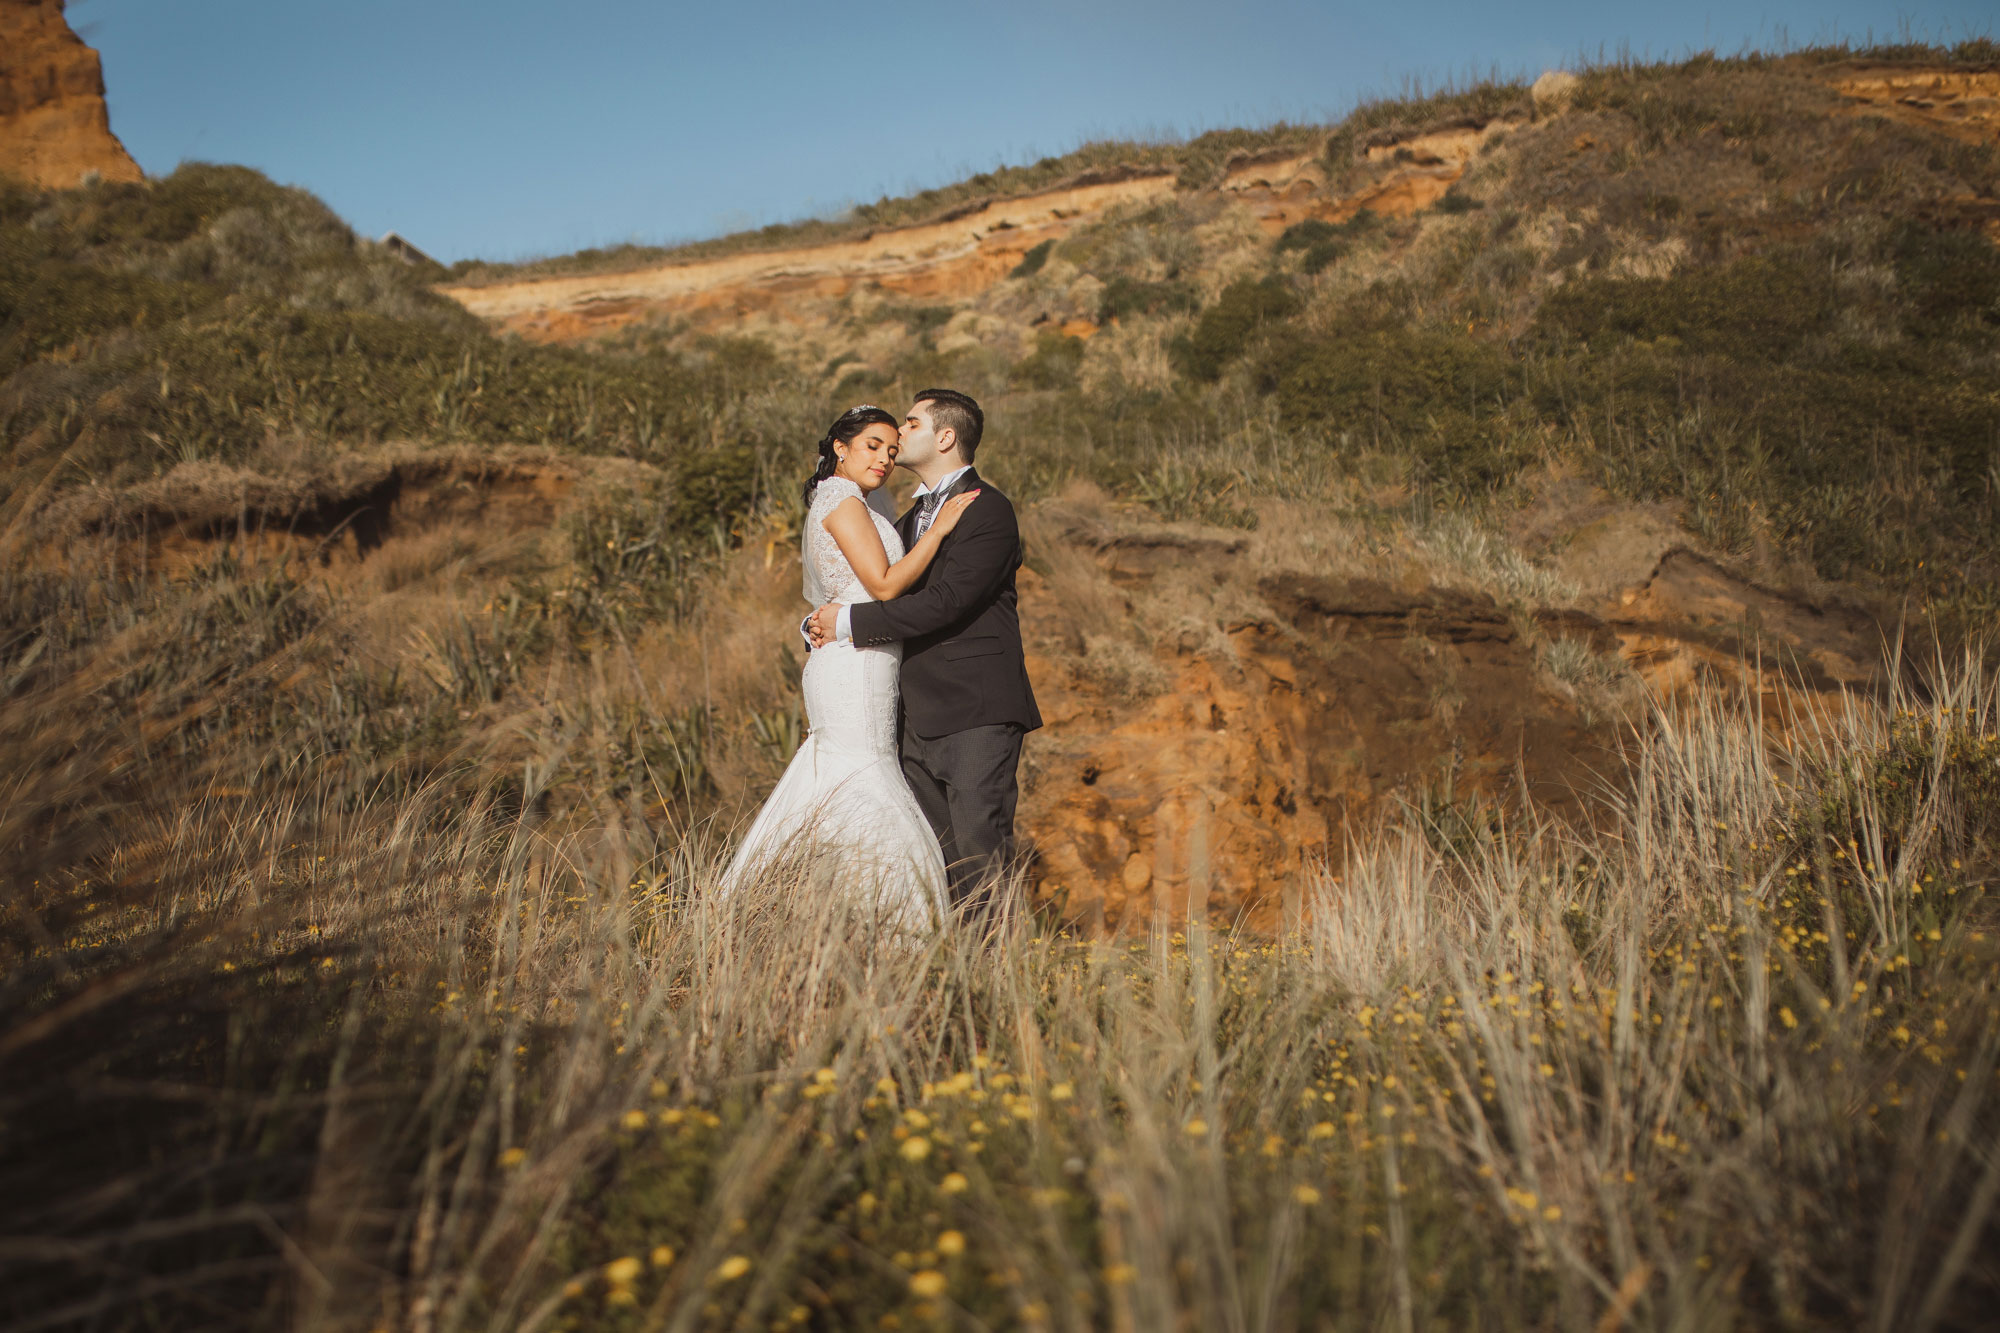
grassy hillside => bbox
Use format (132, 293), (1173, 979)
(826, 47), (2000, 621)
(3, 41), (1999, 1332)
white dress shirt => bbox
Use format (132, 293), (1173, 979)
(831, 465), (974, 645)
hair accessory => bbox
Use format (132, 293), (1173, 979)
(850, 404), (883, 413)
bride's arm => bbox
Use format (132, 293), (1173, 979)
(822, 492), (980, 601)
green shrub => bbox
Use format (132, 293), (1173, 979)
(1010, 330), (1087, 390)
(1891, 224), (2000, 338)
(1275, 219), (1342, 254)
(63, 164), (299, 249)
(1259, 324), (1522, 492)
(1275, 212), (1378, 274)
(1171, 277), (1300, 381)
(894, 305), (955, 344)
(0, 254), (209, 377)
(1533, 245), (1837, 358)
(1096, 275), (1199, 322)
(1009, 239), (1055, 279)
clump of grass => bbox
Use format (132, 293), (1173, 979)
(1410, 511), (1577, 605)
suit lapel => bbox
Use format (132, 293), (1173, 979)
(939, 467), (981, 504)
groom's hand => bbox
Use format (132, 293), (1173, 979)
(808, 603), (839, 647)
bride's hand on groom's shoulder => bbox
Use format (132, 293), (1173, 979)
(928, 489), (982, 539)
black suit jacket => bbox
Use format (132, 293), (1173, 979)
(847, 467), (1042, 740)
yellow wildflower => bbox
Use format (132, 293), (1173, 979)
(650, 1245), (675, 1267)
(936, 1229), (966, 1256)
(603, 1256), (643, 1285)
(900, 1135), (932, 1161)
(909, 1269), (948, 1298)
(620, 1109), (648, 1131)
(940, 1171), (968, 1194)
(714, 1255), (751, 1282)
(498, 1147), (527, 1168)
(1293, 1184), (1321, 1205)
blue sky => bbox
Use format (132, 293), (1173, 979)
(77, 0), (1993, 263)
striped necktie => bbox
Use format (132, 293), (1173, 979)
(914, 490), (944, 539)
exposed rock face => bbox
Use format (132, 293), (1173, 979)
(0, 0), (142, 189)
(1015, 510), (1891, 933)
(443, 147), (1490, 342)
(1021, 558), (1621, 932)
(1835, 67), (2000, 147)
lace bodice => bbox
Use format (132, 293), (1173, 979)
(804, 476), (904, 605)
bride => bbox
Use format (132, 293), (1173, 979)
(721, 405), (980, 925)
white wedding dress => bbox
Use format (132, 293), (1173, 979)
(720, 476), (947, 925)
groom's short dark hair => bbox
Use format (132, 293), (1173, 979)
(916, 388), (984, 459)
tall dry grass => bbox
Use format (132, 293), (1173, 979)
(5, 625), (1996, 1330)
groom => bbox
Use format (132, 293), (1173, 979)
(808, 388), (1041, 909)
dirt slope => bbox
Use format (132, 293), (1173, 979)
(440, 141), (1509, 341)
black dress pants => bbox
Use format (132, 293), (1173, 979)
(899, 722), (1024, 909)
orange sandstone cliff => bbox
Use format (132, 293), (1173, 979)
(0, 0), (141, 189)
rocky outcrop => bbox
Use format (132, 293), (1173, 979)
(1834, 67), (2000, 147)
(1021, 564), (1622, 932)
(1015, 510), (1894, 933)
(0, 0), (142, 190)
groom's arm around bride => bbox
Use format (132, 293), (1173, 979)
(847, 471), (1038, 735)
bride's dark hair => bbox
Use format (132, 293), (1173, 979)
(802, 404), (899, 505)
